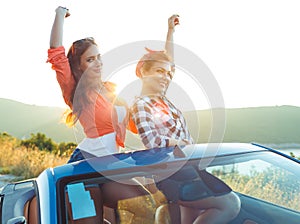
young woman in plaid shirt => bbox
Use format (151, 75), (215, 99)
(131, 19), (241, 224)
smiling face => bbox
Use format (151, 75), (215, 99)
(67, 37), (102, 84)
(79, 45), (103, 81)
(141, 60), (173, 95)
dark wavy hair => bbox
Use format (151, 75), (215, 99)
(65, 37), (98, 126)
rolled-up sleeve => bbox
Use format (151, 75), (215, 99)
(47, 46), (75, 107)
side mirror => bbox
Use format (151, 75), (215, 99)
(7, 216), (26, 224)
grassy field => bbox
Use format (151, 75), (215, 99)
(0, 134), (69, 180)
(0, 132), (299, 181)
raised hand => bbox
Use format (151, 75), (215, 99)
(56, 6), (70, 18)
(168, 14), (180, 30)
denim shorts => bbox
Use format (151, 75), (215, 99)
(67, 148), (96, 163)
(156, 166), (232, 202)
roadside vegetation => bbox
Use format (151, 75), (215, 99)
(211, 166), (300, 212)
(0, 131), (299, 181)
(0, 132), (75, 180)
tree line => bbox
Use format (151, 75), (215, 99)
(1, 132), (76, 156)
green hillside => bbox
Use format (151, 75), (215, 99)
(0, 98), (78, 143)
(1, 98), (299, 146)
(184, 106), (300, 145)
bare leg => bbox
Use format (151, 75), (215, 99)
(180, 206), (204, 224)
(179, 192), (241, 224)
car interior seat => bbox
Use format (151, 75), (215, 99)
(23, 195), (38, 224)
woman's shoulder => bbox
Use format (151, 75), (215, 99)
(114, 97), (128, 107)
(131, 96), (153, 112)
(104, 81), (116, 92)
(102, 81), (124, 105)
(132, 96), (146, 105)
(134, 95), (156, 105)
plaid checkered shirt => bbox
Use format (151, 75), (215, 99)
(131, 95), (193, 149)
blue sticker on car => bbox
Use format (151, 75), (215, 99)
(67, 183), (96, 220)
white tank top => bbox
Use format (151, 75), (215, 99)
(78, 105), (127, 157)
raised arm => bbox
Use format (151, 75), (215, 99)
(50, 6), (70, 49)
(165, 14), (179, 62)
(47, 6), (74, 107)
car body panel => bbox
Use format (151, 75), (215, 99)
(0, 143), (299, 224)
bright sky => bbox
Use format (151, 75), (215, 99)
(1, 0), (300, 111)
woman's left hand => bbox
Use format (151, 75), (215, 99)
(168, 14), (180, 30)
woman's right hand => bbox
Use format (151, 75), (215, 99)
(55, 6), (70, 18)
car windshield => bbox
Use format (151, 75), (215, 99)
(206, 151), (300, 212)
(61, 150), (300, 223)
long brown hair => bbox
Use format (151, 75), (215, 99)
(65, 37), (99, 126)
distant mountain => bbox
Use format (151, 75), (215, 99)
(184, 106), (300, 146)
(0, 98), (299, 147)
(0, 98), (79, 143)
